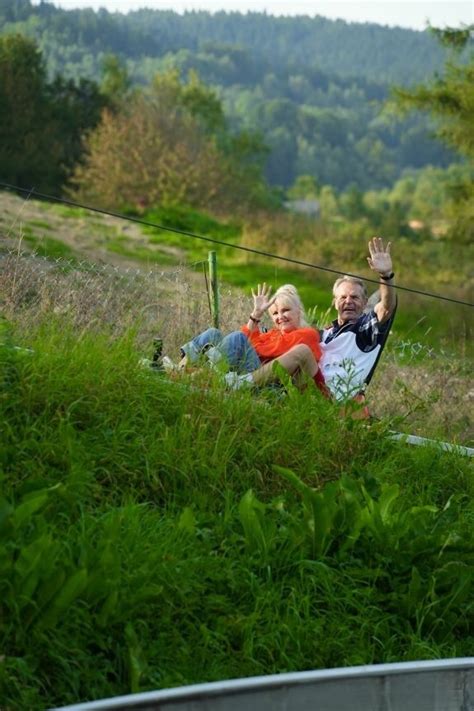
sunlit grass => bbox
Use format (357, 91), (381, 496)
(1, 318), (472, 709)
(0, 194), (472, 708)
(21, 231), (79, 261)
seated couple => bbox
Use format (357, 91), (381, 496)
(178, 237), (397, 402)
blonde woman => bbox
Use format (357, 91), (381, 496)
(179, 283), (329, 395)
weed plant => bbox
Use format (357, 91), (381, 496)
(0, 315), (473, 709)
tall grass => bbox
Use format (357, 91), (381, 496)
(0, 315), (472, 709)
(2, 191), (472, 352)
(0, 214), (472, 708)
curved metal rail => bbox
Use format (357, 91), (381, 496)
(52, 658), (474, 711)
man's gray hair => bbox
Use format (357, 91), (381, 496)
(332, 275), (368, 300)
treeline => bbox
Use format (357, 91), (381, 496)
(0, 34), (272, 210)
(0, 0), (459, 191)
(1, 11), (472, 244)
(0, 0), (450, 82)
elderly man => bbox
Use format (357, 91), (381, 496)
(319, 237), (397, 401)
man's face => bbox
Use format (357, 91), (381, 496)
(334, 282), (367, 324)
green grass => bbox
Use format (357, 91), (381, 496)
(141, 204), (241, 262)
(1, 317), (472, 709)
(134, 204), (471, 351)
(26, 219), (53, 231)
(6, 195), (470, 353)
(1, 196), (471, 708)
(21, 231), (79, 261)
(133, 206), (336, 313)
(218, 258), (333, 314)
(105, 236), (181, 265)
(144, 204), (241, 244)
(49, 203), (92, 219)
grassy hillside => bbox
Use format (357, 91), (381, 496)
(0, 187), (473, 708)
(1, 189), (471, 348)
(0, 190), (471, 446)
(1, 316), (473, 709)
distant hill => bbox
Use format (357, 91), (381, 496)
(0, 2), (450, 84)
(0, 1), (459, 190)
(123, 9), (450, 85)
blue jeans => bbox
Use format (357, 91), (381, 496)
(180, 328), (261, 373)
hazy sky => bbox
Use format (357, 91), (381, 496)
(33, 1), (473, 32)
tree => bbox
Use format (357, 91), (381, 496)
(0, 34), (52, 189)
(48, 75), (108, 180)
(392, 26), (474, 242)
(150, 69), (225, 135)
(264, 127), (297, 187)
(0, 0), (32, 23)
(319, 185), (339, 220)
(0, 34), (107, 192)
(70, 69), (272, 212)
(287, 175), (320, 200)
(69, 94), (267, 212)
(69, 96), (225, 210)
(339, 184), (366, 220)
(100, 53), (131, 106)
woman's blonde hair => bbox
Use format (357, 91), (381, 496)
(271, 284), (309, 327)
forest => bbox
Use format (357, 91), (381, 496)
(0, 0), (466, 191)
(1, 4), (473, 247)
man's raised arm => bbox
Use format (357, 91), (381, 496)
(367, 237), (397, 324)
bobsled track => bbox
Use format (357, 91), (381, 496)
(53, 658), (474, 711)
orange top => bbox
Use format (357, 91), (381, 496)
(241, 325), (321, 362)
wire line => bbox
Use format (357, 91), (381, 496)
(1, 182), (472, 308)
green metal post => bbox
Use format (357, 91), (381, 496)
(208, 250), (219, 329)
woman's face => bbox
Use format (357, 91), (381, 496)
(269, 297), (301, 333)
